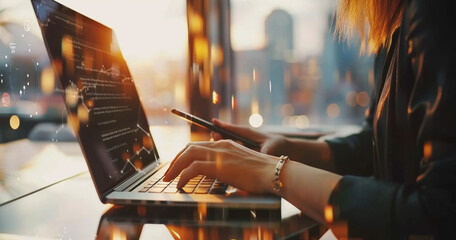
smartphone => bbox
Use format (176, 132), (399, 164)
(171, 108), (260, 149)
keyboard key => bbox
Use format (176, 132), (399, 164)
(139, 187), (149, 192)
(154, 183), (169, 187)
(180, 187), (195, 193)
(209, 187), (227, 194)
(199, 183), (213, 187)
(164, 187), (178, 193)
(148, 188), (163, 193)
(194, 187), (210, 194)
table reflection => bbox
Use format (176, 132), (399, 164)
(0, 139), (87, 206)
(96, 204), (318, 240)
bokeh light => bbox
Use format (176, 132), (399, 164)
(1, 92), (11, 107)
(356, 91), (370, 107)
(65, 85), (79, 107)
(212, 90), (220, 104)
(345, 91), (357, 107)
(194, 36), (208, 64)
(423, 141), (432, 160)
(249, 113), (263, 128)
(77, 104), (89, 123)
(40, 67), (55, 95)
(325, 205), (333, 224)
(281, 103), (295, 116)
(295, 115), (309, 129)
(9, 115), (20, 130)
(327, 103), (340, 118)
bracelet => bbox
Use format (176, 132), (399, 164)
(273, 155), (288, 192)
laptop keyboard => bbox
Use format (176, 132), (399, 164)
(138, 175), (228, 194)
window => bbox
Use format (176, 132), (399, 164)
(231, 0), (373, 129)
(0, 0), (372, 143)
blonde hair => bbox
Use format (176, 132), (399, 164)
(335, 0), (404, 54)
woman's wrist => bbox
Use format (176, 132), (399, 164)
(261, 155), (283, 194)
(287, 139), (335, 172)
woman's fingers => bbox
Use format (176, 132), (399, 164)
(164, 143), (191, 176)
(176, 161), (216, 189)
(163, 143), (213, 181)
(165, 141), (218, 177)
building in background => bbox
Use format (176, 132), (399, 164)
(234, 7), (373, 128)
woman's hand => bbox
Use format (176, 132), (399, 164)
(210, 119), (290, 157)
(163, 139), (279, 193)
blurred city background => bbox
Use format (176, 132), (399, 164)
(0, 0), (373, 143)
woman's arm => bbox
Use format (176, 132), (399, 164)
(279, 159), (342, 223)
(163, 139), (342, 225)
(210, 119), (337, 172)
(211, 118), (376, 175)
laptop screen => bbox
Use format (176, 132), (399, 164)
(31, 0), (159, 194)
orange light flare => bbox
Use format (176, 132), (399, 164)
(189, 10), (203, 34)
(194, 36), (208, 64)
(143, 136), (153, 149)
(198, 203), (207, 222)
(65, 86), (79, 107)
(61, 35), (75, 75)
(41, 67), (55, 95)
(212, 90), (220, 104)
(77, 104), (89, 124)
(423, 141), (432, 160)
(111, 226), (127, 240)
(133, 143), (141, 154)
(61, 35), (74, 60)
(231, 95), (236, 110)
(122, 152), (131, 162)
(85, 99), (95, 109)
(134, 160), (143, 171)
(324, 205), (334, 224)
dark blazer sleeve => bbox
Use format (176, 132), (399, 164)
(327, 0), (456, 238)
(323, 47), (387, 176)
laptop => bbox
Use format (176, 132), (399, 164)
(31, 0), (280, 209)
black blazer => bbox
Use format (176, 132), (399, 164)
(326, 0), (456, 238)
